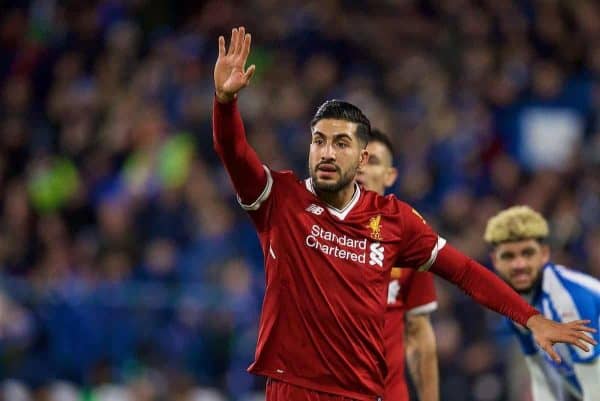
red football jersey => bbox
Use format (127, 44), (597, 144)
(242, 168), (441, 400)
(384, 268), (437, 401)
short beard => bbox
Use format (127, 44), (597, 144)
(510, 269), (544, 297)
(309, 163), (357, 193)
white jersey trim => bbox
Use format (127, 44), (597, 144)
(574, 359), (600, 401)
(304, 178), (361, 221)
(524, 356), (562, 401)
(418, 236), (447, 272)
(406, 301), (438, 316)
(543, 267), (595, 360)
(238, 165), (273, 211)
(554, 265), (600, 297)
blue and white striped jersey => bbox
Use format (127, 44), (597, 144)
(509, 263), (600, 400)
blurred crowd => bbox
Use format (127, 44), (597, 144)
(1, 0), (599, 400)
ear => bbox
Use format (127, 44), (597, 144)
(383, 167), (398, 188)
(359, 148), (369, 168)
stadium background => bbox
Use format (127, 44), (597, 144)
(1, 0), (599, 400)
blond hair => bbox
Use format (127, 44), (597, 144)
(484, 205), (549, 245)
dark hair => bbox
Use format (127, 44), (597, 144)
(310, 100), (371, 147)
(369, 129), (395, 159)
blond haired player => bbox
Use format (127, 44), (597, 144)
(485, 206), (600, 401)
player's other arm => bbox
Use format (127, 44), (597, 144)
(405, 314), (438, 401)
(212, 27), (268, 207)
(403, 272), (439, 401)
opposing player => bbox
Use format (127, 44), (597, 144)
(213, 27), (595, 401)
(485, 206), (600, 401)
(357, 129), (438, 401)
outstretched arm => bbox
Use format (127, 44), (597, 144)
(429, 244), (596, 363)
(212, 27), (267, 207)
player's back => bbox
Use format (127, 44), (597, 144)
(245, 169), (439, 400)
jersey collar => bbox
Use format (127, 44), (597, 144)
(304, 178), (361, 221)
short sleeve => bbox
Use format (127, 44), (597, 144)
(396, 203), (445, 271)
(402, 271), (438, 315)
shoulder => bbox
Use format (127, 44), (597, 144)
(270, 168), (299, 181)
(268, 168), (307, 191)
(541, 264), (600, 339)
(544, 264), (600, 303)
(360, 190), (418, 218)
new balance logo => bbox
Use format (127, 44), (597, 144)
(369, 242), (384, 267)
(306, 204), (324, 215)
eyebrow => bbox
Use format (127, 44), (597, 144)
(312, 131), (354, 141)
(499, 247), (537, 256)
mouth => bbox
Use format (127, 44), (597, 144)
(510, 271), (532, 286)
(317, 163), (338, 172)
(316, 163), (339, 179)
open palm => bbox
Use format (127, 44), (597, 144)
(527, 314), (597, 363)
(214, 26), (256, 103)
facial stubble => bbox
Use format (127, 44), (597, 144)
(309, 160), (359, 193)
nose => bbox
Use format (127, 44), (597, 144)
(510, 256), (528, 270)
(321, 143), (336, 161)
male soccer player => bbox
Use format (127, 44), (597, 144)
(485, 206), (600, 401)
(357, 129), (438, 401)
(212, 27), (595, 401)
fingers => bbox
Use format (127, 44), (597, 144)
(573, 330), (597, 346)
(569, 320), (596, 333)
(542, 342), (562, 363)
(224, 26), (250, 60)
(227, 28), (238, 56)
(234, 26), (245, 56)
(218, 36), (226, 58)
(241, 33), (252, 65)
(574, 339), (591, 352)
(573, 325), (597, 333)
(243, 64), (256, 83)
(569, 334), (590, 352)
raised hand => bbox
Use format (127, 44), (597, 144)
(214, 26), (256, 103)
(526, 314), (597, 363)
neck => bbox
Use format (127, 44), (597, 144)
(315, 182), (356, 210)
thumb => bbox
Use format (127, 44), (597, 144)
(243, 64), (256, 84)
